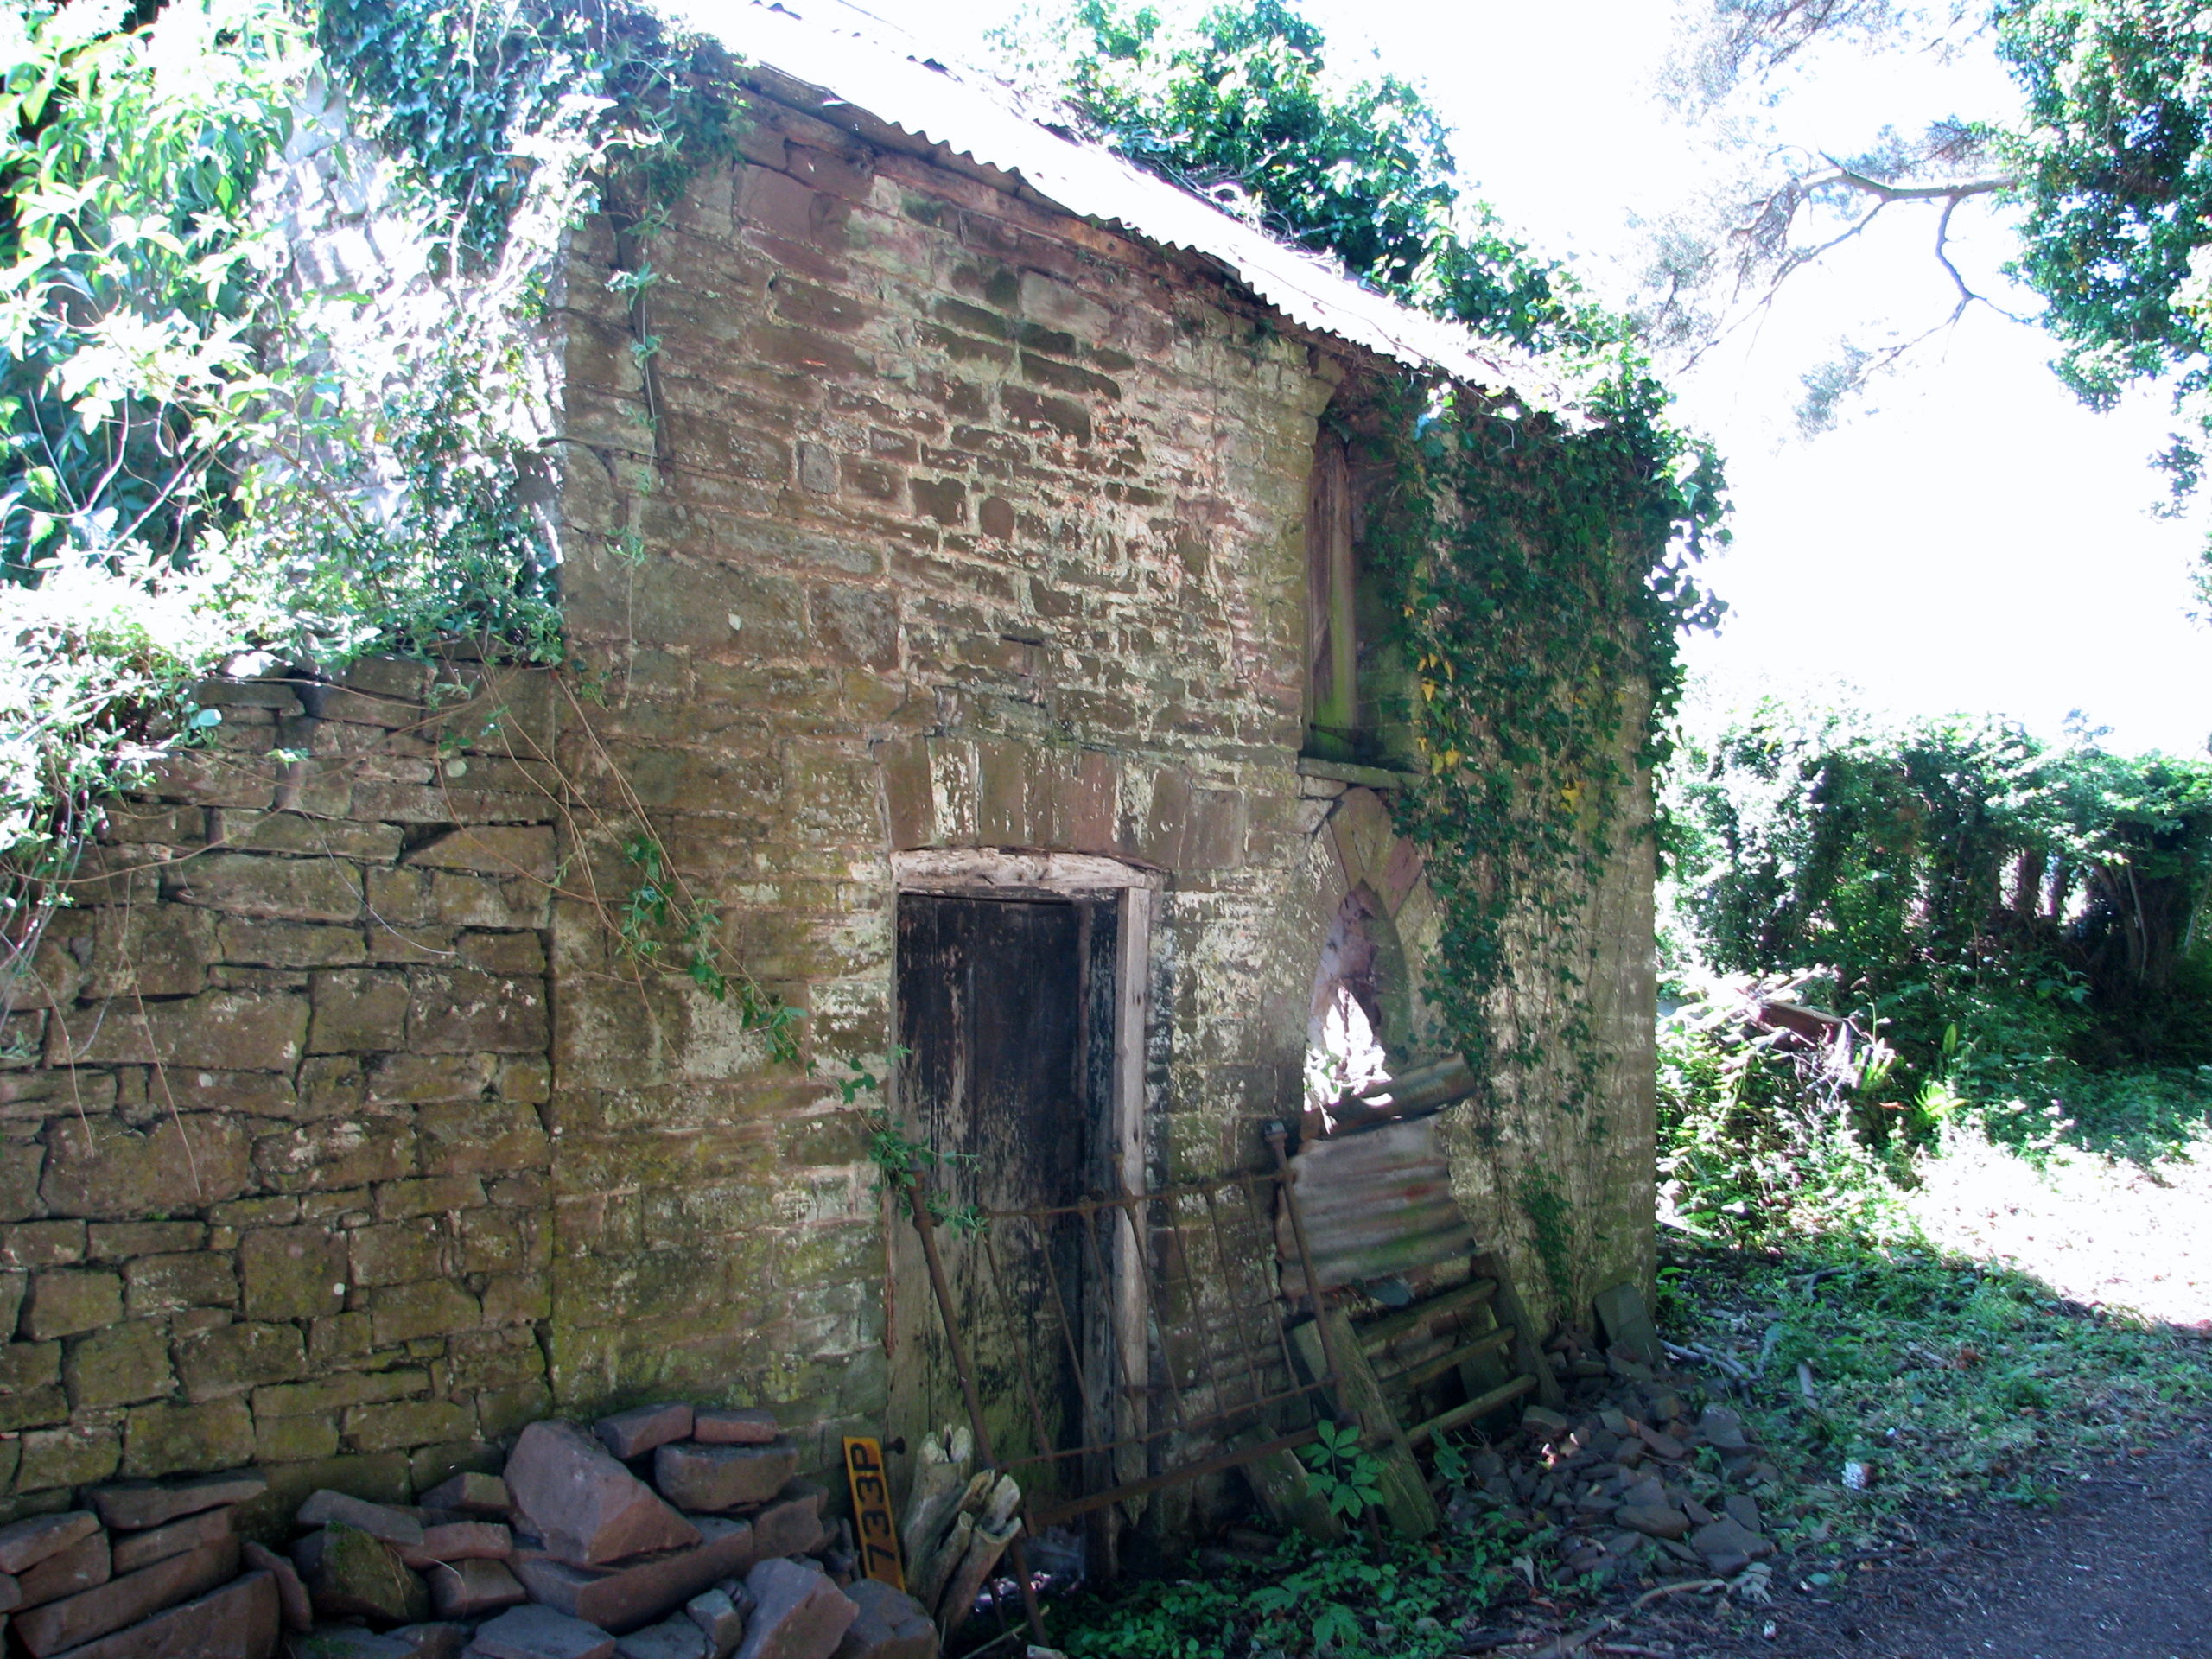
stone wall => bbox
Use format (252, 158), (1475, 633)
(0, 662), (560, 1525)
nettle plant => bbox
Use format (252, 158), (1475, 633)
(0, 0), (807, 1056)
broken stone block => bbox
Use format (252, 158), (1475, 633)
(14, 1536), (238, 1656)
(89, 1470), (267, 1530)
(1613, 1503), (1690, 1541)
(513, 1516), (754, 1634)
(748, 1487), (826, 1561)
(17, 1529), (109, 1606)
(37, 1565), (278, 1659)
(299, 1490), (427, 1548)
(391, 1623), (471, 1659)
(654, 1442), (799, 1514)
(295, 1523), (429, 1625)
(617, 1617), (709, 1659)
(1689, 1516), (1775, 1575)
(835, 1580), (936, 1659)
(422, 1471), (511, 1515)
(1723, 1492), (1764, 1533)
(112, 1503), (233, 1573)
(399, 1520), (513, 1568)
(244, 1540), (313, 1631)
(506, 1421), (702, 1568)
(469, 1604), (619, 1659)
(734, 1560), (855, 1659)
(1699, 1403), (1749, 1452)
(425, 1554), (528, 1619)
(599, 1403), (696, 1461)
(1519, 1407), (1569, 1439)
(0, 1511), (98, 1575)
(688, 1586), (747, 1658)
(692, 1410), (779, 1446)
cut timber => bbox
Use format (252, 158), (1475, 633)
(1379, 1325), (1516, 1394)
(1404, 1375), (1538, 1446)
(1291, 1306), (1439, 1537)
(1356, 1278), (1497, 1352)
(1228, 1429), (1343, 1545)
(1476, 1251), (1565, 1410)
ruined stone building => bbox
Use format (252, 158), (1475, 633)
(0, 1), (1656, 1535)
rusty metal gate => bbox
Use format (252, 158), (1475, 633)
(902, 1125), (1349, 1642)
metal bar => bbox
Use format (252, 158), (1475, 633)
(1267, 1123), (1351, 1421)
(906, 1172), (1048, 1645)
(1402, 1374), (1538, 1446)
(1377, 1325), (1517, 1395)
(1023, 1425), (1327, 1531)
(1357, 1278), (1500, 1352)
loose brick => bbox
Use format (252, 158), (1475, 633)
(0, 1511), (99, 1575)
(510, 1515), (753, 1635)
(17, 1529), (110, 1609)
(111, 1505), (233, 1573)
(505, 1421), (700, 1570)
(596, 1402), (693, 1460)
(46, 1565), (281, 1659)
(15, 1536), (237, 1656)
(89, 1468), (266, 1529)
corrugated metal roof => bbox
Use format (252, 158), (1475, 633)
(1274, 1116), (1475, 1294)
(646, 0), (1573, 410)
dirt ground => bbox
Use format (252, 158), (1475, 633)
(1656, 1427), (2212, 1659)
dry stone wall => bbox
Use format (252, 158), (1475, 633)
(0, 661), (561, 1522)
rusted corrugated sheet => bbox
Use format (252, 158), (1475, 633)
(1275, 1116), (1474, 1294)
(647, 0), (1575, 412)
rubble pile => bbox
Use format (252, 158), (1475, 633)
(0, 1470), (278, 1659)
(279, 1402), (942, 1659)
(1452, 1344), (1786, 1591)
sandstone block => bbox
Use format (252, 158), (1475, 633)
(692, 1409), (779, 1446)
(748, 1488), (826, 1561)
(64, 1318), (175, 1408)
(310, 969), (411, 1052)
(835, 1580), (935, 1659)
(407, 828), (557, 881)
(0, 1511), (98, 1575)
(120, 1396), (256, 1478)
(617, 1618), (709, 1659)
(17, 1420), (119, 1492)
(511, 1516), (752, 1634)
(295, 1523), (429, 1625)
(1613, 1503), (1689, 1541)
(505, 1421), (701, 1568)
(392, 1623), (471, 1658)
(90, 1469), (267, 1530)
(176, 1319), (305, 1401)
(0, 1339), (65, 1431)
(734, 1560), (855, 1659)
(424, 1555), (528, 1619)
(421, 1471), (510, 1515)
(399, 1521), (512, 1567)
(470, 1604), (618, 1659)
(298, 1490), (425, 1547)
(654, 1442), (798, 1515)
(120, 1250), (239, 1317)
(41, 1113), (256, 1217)
(408, 969), (548, 1054)
(688, 1586), (747, 1659)
(37, 1565), (279, 1659)
(239, 1225), (348, 1320)
(170, 852), (363, 923)
(15, 1535), (238, 1656)
(599, 1403), (695, 1460)
(243, 1539), (313, 1631)
(17, 1529), (107, 1607)
(1689, 1516), (1775, 1575)
(111, 1504), (232, 1573)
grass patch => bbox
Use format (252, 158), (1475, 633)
(1658, 1233), (2212, 1548)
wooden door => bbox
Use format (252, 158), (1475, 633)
(894, 892), (1119, 1508)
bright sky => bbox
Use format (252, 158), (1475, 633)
(851, 0), (2212, 757)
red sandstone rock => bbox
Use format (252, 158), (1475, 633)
(421, 1471), (511, 1515)
(425, 1554), (529, 1619)
(243, 1540), (312, 1632)
(88, 1471), (265, 1531)
(13, 1536), (238, 1656)
(35, 1566), (279, 1659)
(298, 1490), (426, 1547)
(597, 1403), (695, 1460)
(512, 1516), (754, 1634)
(111, 1504), (233, 1573)
(0, 1512), (98, 1576)
(691, 1410), (779, 1446)
(17, 1530), (109, 1608)
(399, 1521), (513, 1568)
(468, 1604), (618, 1659)
(506, 1421), (701, 1568)
(747, 1488), (826, 1562)
(734, 1560), (855, 1659)
(652, 1443), (798, 1514)
(835, 1580), (937, 1659)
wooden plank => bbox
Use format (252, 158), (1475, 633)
(1378, 1325), (1516, 1395)
(1356, 1277), (1497, 1351)
(1402, 1374), (1537, 1446)
(1292, 1307), (1440, 1537)
(1475, 1251), (1564, 1410)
